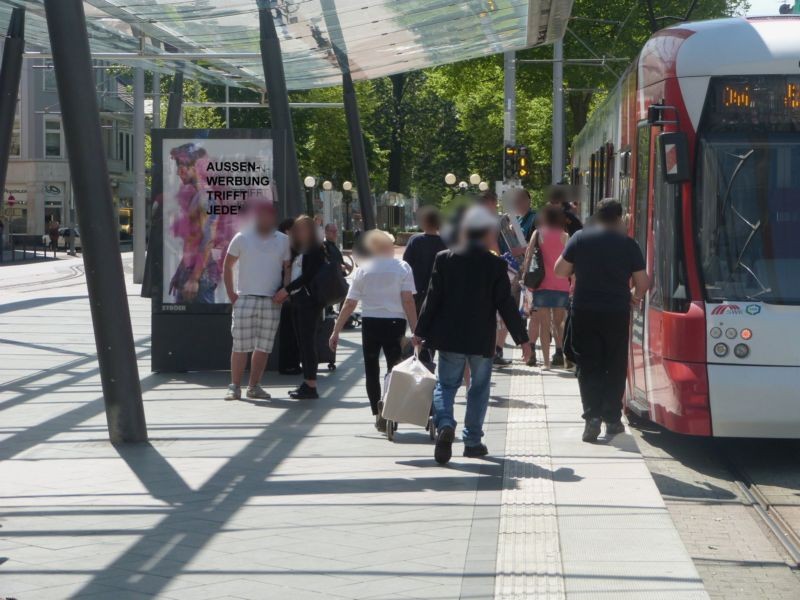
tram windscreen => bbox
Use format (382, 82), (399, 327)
(696, 77), (800, 304)
(696, 133), (800, 304)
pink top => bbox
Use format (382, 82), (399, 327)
(537, 226), (570, 292)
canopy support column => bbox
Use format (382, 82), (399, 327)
(552, 39), (565, 184)
(43, 0), (147, 443)
(341, 71), (375, 230)
(133, 63), (146, 283)
(0, 7), (25, 259)
(165, 71), (183, 129)
(257, 1), (302, 218)
(141, 69), (181, 299)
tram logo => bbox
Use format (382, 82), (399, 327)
(745, 304), (762, 315)
(711, 304), (742, 315)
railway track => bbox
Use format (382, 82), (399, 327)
(0, 263), (85, 291)
(718, 441), (800, 568)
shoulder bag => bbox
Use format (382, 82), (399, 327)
(523, 231), (546, 290)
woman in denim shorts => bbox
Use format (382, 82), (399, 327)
(523, 205), (571, 368)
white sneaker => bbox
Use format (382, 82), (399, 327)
(224, 384), (241, 401)
(246, 384), (271, 400)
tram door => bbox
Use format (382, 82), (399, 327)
(628, 124), (652, 413)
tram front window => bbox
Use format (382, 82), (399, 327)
(696, 134), (800, 304)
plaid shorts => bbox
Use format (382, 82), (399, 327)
(231, 295), (281, 353)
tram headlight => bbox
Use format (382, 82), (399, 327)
(734, 343), (750, 359)
(713, 342), (729, 357)
(710, 327), (722, 339)
(741, 328), (753, 340)
(725, 328), (738, 339)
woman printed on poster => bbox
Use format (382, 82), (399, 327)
(168, 143), (219, 303)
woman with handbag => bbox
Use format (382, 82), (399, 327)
(522, 204), (570, 368)
(274, 215), (326, 399)
(328, 229), (418, 431)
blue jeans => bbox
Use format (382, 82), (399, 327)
(433, 351), (494, 447)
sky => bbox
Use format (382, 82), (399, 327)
(744, 0), (788, 15)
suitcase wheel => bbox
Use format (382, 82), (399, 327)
(328, 363), (336, 371)
(386, 420), (395, 441)
(428, 417), (436, 441)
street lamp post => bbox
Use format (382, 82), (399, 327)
(342, 180), (353, 230)
(303, 175), (316, 216)
(444, 173), (484, 195)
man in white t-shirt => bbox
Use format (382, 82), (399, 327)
(223, 202), (291, 401)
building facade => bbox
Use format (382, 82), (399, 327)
(4, 60), (135, 236)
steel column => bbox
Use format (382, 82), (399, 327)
(153, 72), (161, 129)
(133, 65), (146, 282)
(257, 1), (302, 218)
(0, 8), (25, 245)
(552, 39), (565, 184)
(165, 71), (183, 129)
(503, 51), (516, 148)
(341, 71), (376, 230)
(43, 0), (147, 443)
(141, 69), (180, 298)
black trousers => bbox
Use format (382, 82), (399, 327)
(570, 308), (630, 423)
(292, 301), (322, 381)
(278, 303), (301, 373)
(361, 317), (406, 414)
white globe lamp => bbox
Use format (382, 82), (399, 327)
(303, 176), (316, 188)
(469, 173), (481, 186)
(342, 180), (353, 192)
(478, 181), (489, 191)
(444, 173), (457, 186)
(322, 180), (333, 191)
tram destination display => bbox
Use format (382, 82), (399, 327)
(709, 76), (800, 128)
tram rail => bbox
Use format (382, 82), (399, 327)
(718, 443), (800, 568)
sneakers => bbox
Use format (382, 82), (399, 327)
(551, 350), (565, 367)
(493, 347), (512, 367)
(246, 384), (271, 400)
(463, 443), (489, 458)
(582, 418), (602, 443)
(375, 401), (388, 432)
(289, 382), (319, 399)
(605, 421), (625, 437)
(224, 384), (241, 401)
(434, 427), (455, 464)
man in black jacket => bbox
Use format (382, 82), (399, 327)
(414, 206), (532, 464)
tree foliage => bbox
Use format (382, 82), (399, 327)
(142, 0), (746, 211)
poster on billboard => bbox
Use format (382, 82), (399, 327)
(152, 129), (274, 314)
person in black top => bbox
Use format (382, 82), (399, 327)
(546, 186), (583, 236)
(274, 215), (326, 399)
(323, 223), (346, 317)
(555, 199), (649, 443)
(403, 206), (447, 313)
(276, 218), (302, 375)
(323, 223), (345, 268)
(414, 206), (532, 464)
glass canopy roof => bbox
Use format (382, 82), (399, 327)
(0, 1), (573, 89)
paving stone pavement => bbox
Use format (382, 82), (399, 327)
(633, 430), (800, 600)
(1, 255), (707, 599)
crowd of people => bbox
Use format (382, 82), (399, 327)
(219, 186), (648, 463)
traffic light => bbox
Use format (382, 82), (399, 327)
(517, 145), (530, 179)
(504, 145), (517, 181)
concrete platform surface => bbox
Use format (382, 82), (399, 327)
(0, 255), (708, 599)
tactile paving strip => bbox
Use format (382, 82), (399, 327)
(494, 367), (566, 600)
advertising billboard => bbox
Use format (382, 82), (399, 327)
(153, 130), (274, 313)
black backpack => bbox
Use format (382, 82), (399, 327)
(310, 245), (349, 307)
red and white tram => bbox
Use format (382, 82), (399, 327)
(570, 17), (800, 437)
